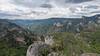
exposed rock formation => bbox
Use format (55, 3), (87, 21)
(0, 19), (30, 46)
(44, 35), (54, 46)
(47, 52), (59, 56)
(26, 41), (50, 56)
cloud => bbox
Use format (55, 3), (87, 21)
(0, 0), (100, 19)
(65, 0), (92, 3)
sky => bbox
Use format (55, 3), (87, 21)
(0, 0), (100, 19)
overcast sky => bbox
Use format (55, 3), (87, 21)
(0, 0), (100, 19)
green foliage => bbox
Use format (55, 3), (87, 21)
(80, 30), (100, 53)
(0, 40), (27, 56)
(50, 30), (100, 56)
(0, 30), (100, 56)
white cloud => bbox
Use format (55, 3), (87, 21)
(0, 0), (100, 19)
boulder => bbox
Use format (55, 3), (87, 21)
(26, 41), (50, 56)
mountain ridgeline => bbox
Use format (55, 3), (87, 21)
(11, 14), (100, 34)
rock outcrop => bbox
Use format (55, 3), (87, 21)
(26, 41), (50, 56)
(47, 52), (59, 56)
(0, 19), (33, 46)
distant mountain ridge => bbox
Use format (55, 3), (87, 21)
(10, 14), (100, 34)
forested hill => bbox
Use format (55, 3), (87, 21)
(11, 14), (100, 34)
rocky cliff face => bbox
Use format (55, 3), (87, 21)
(26, 41), (50, 56)
(26, 36), (62, 56)
(0, 19), (33, 46)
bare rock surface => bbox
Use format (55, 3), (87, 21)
(26, 41), (50, 56)
(47, 52), (59, 56)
